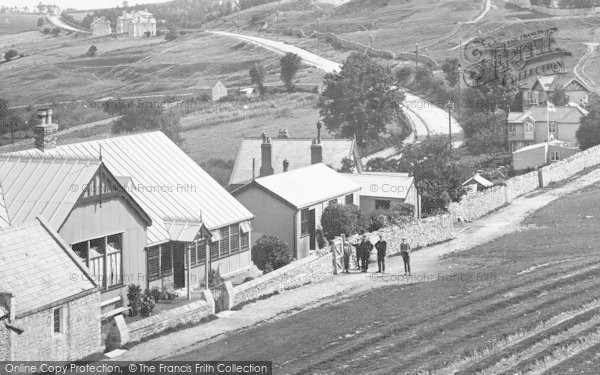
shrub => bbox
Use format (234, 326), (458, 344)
(321, 203), (364, 240)
(251, 235), (293, 273)
(127, 284), (142, 316)
(4, 49), (18, 61)
(149, 287), (162, 303)
(43, 28), (51, 35)
(87, 45), (97, 57)
(144, 31), (152, 37)
(138, 293), (156, 317)
(165, 28), (179, 41)
(208, 268), (224, 288)
(316, 228), (328, 249)
(51, 27), (61, 37)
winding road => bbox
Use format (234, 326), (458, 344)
(46, 15), (91, 34)
(210, 31), (463, 154)
(574, 43), (600, 92)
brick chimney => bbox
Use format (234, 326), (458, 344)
(260, 132), (274, 177)
(278, 128), (289, 138)
(34, 109), (58, 152)
(283, 158), (289, 172)
(311, 122), (323, 165)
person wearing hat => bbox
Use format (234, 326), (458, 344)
(400, 237), (411, 275)
(342, 238), (353, 273)
(353, 237), (362, 270)
(360, 234), (373, 272)
(375, 233), (387, 273)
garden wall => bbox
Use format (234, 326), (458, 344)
(233, 250), (334, 307)
(127, 299), (213, 343)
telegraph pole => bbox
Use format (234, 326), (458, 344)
(457, 63), (462, 121)
(447, 101), (454, 152)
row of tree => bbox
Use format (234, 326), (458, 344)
(249, 52), (303, 94)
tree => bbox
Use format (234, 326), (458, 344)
(249, 63), (266, 95)
(395, 66), (412, 85)
(51, 27), (61, 36)
(0, 99), (9, 134)
(42, 28), (51, 35)
(549, 85), (569, 106)
(164, 28), (179, 41)
(280, 52), (302, 92)
(111, 106), (184, 145)
(441, 57), (460, 87)
(394, 135), (470, 214)
(251, 235), (293, 273)
(338, 157), (355, 173)
(319, 52), (406, 146)
(576, 93), (600, 150)
(321, 203), (364, 240)
(4, 49), (18, 61)
(87, 45), (97, 57)
(465, 110), (508, 155)
(37, 17), (45, 27)
(200, 158), (235, 186)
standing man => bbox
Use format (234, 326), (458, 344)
(343, 239), (352, 273)
(361, 234), (373, 272)
(354, 237), (362, 270)
(375, 233), (387, 273)
(400, 237), (411, 275)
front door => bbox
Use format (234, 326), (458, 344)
(173, 243), (185, 289)
(309, 209), (316, 251)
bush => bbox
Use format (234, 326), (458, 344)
(149, 287), (162, 303)
(139, 293), (156, 317)
(208, 268), (224, 288)
(144, 31), (152, 37)
(87, 45), (97, 57)
(165, 29), (179, 41)
(316, 228), (328, 249)
(42, 28), (51, 35)
(363, 203), (414, 232)
(51, 27), (61, 37)
(4, 49), (18, 61)
(127, 284), (142, 317)
(321, 203), (364, 240)
(251, 235), (293, 273)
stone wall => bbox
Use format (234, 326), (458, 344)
(127, 299), (213, 343)
(11, 291), (101, 361)
(448, 185), (508, 222)
(541, 145), (600, 185)
(0, 319), (10, 360)
(233, 251), (334, 307)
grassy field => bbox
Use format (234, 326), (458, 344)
(0, 13), (41, 35)
(170, 180), (600, 374)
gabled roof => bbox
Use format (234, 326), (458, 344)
(526, 105), (587, 124)
(512, 139), (575, 154)
(0, 304), (7, 319)
(344, 172), (414, 200)
(229, 137), (363, 186)
(236, 163), (361, 210)
(462, 173), (493, 188)
(9, 132), (253, 246)
(525, 73), (593, 93)
(508, 111), (534, 123)
(0, 217), (98, 317)
(0, 155), (101, 230)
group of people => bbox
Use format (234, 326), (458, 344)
(341, 233), (412, 275)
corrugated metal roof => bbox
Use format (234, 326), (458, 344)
(0, 155), (100, 230)
(164, 218), (202, 243)
(344, 172), (414, 200)
(251, 163), (361, 209)
(229, 137), (361, 186)
(0, 217), (97, 316)
(0, 183), (10, 229)
(9, 132), (254, 246)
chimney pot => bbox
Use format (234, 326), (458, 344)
(283, 158), (289, 172)
(34, 108), (58, 152)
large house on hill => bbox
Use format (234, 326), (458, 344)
(229, 125), (364, 189)
(3, 110), (254, 308)
(507, 104), (587, 153)
(117, 9), (156, 37)
(520, 74), (592, 109)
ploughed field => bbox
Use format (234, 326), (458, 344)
(171, 182), (600, 374)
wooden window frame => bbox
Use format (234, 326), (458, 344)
(300, 209), (309, 236)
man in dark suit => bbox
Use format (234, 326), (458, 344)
(360, 234), (373, 272)
(375, 233), (387, 273)
(400, 237), (411, 275)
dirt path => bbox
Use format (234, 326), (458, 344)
(110, 167), (600, 362)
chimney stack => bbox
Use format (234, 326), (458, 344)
(259, 132), (274, 177)
(34, 109), (58, 152)
(278, 128), (289, 138)
(311, 122), (323, 165)
(283, 158), (289, 172)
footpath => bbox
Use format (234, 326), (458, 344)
(110, 167), (600, 361)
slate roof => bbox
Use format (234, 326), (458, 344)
(344, 172), (415, 200)
(238, 163), (361, 209)
(507, 111), (534, 123)
(0, 217), (97, 317)
(524, 73), (593, 93)
(462, 173), (494, 188)
(0, 155), (101, 230)
(9, 132), (254, 246)
(527, 105), (587, 124)
(229, 137), (363, 186)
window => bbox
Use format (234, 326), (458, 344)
(53, 308), (62, 333)
(147, 246), (159, 282)
(549, 121), (558, 135)
(161, 245), (172, 275)
(525, 122), (534, 133)
(106, 234), (122, 288)
(551, 150), (560, 161)
(197, 239), (207, 265)
(189, 243), (197, 266)
(508, 123), (515, 133)
(210, 238), (219, 260)
(300, 209), (309, 236)
(241, 232), (249, 252)
(89, 238), (105, 288)
(230, 225), (240, 254)
(345, 194), (354, 205)
(220, 227), (230, 257)
(375, 200), (391, 210)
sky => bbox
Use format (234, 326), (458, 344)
(0, 0), (169, 11)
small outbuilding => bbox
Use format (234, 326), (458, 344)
(512, 139), (580, 171)
(212, 81), (228, 101)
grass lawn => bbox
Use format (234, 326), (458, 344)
(169, 181), (600, 374)
(0, 13), (41, 35)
